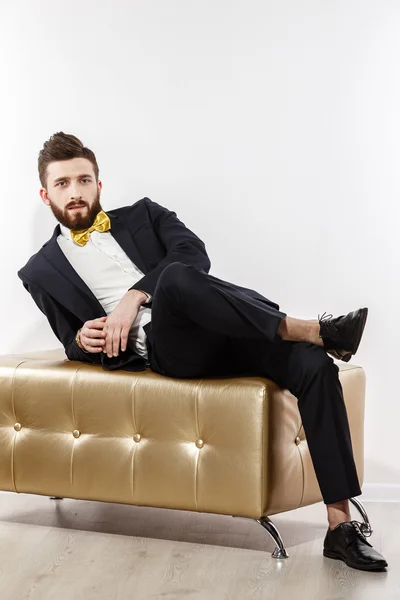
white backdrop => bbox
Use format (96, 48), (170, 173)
(1, 0), (399, 496)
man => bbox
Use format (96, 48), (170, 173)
(18, 132), (387, 572)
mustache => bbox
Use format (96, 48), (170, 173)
(67, 203), (87, 209)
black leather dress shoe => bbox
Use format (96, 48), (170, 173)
(323, 521), (388, 571)
(318, 307), (368, 362)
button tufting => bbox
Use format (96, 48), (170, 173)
(73, 429), (81, 438)
(196, 439), (204, 449)
(133, 433), (141, 443)
(14, 423), (22, 432)
(295, 436), (301, 445)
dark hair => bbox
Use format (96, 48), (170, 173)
(38, 132), (99, 188)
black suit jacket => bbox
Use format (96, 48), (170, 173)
(18, 197), (280, 371)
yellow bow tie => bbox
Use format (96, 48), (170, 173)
(70, 210), (111, 246)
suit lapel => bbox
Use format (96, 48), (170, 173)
(107, 211), (147, 274)
(38, 212), (148, 320)
(40, 226), (105, 320)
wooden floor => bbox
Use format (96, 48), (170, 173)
(0, 492), (397, 600)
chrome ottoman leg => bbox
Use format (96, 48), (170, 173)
(257, 516), (289, 558)
(349, 496), (373, 537)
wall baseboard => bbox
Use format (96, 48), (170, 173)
(361, 483), (400, 503)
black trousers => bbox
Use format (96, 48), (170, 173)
(146, 262), (362, 505)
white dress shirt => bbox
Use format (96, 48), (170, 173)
(57, 223), (152, 360)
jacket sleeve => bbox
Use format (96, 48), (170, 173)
(22, 280), (102, 365)
(128, 198), (211, 297)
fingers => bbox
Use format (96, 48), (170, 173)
(86, 344), (103, 353)
(85, 328), (106, 340)
(81, 318), (108, 353)
(86, 317), (108, 329)
(112, 329), (121, 357)
(83, 316), (132, 357)
(112, 325), (130, 355)
(120, 326), (130, 353)
(104, 327), (121, 357)
(80, 332), (104, 353)
(81, 329), (105, 352)
(103, 325), (125, 358)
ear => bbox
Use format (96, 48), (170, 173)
(40, 188), (50, 206)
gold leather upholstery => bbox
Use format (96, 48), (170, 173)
(0, 349), (365, 519)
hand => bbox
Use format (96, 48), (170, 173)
(80, 316), (108, 353)
(103, 290), (146, 357)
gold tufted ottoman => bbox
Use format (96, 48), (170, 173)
(0, 348), (370, 558)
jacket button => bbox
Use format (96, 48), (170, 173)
(73, 430), (81, 438)
(133, 434), (141, 443)
(196, 439), (204, 449)
(14, 423), (22, 432)
(295, 436), (301, 445)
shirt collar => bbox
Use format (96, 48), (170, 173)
(59, 223), (72, 239)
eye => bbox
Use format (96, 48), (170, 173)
(81, 178), (91, 183)
(56, 181), (66, 187)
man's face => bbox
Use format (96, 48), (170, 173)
(40, 157), (103, 230)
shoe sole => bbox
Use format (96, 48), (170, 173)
(328, 349), (352, 363)
(323, 549), (387, 571)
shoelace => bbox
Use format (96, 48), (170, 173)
(318, 312), (333, 323)
(318, 312), (335, 339)
(350, 520), (372, 539)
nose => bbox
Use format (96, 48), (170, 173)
(69, 182), (82, 200)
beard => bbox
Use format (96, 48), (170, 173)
(48, 191), (103, 230)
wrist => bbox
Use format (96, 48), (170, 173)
(127, 289), (149, 305)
